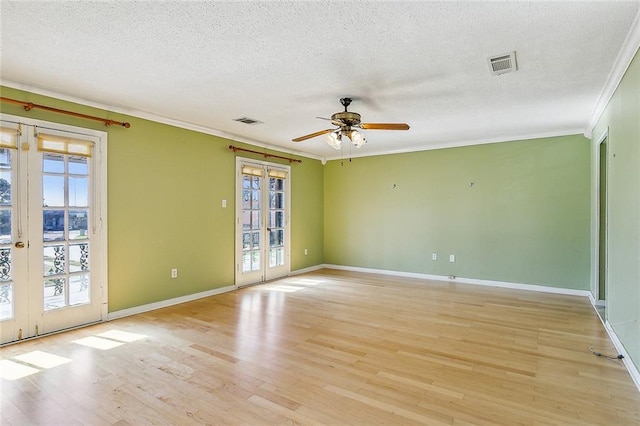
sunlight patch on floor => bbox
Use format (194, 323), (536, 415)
(0, 359), (39, 380)
(13, 350), (71, 369)
(1, 329), (147, 381)
(72, 336), (124, 350)
(267, 285), (304, 293)
(288, 278), (325, 285)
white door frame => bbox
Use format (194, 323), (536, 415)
(0, 113), (108, 343)
(234, 157), (290, 287)
(593, 128), (608, 304)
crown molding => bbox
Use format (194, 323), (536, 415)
(0, 80), (326, 163)
(322, 128), (585, 162)
(584, 9), (640, 138)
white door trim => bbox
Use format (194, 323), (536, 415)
(234, 157), (291, 287)
(593, 128), (608, 303)
(0, 113), (108, 342)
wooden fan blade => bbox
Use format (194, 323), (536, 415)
(360, 123), (410, 130)
(292, 129), (334, 142)
(317, 117), (345, 127)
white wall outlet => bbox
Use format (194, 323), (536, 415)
(304, 248), (308, 255)
(221, 199), (227, 208)
(449, 254), (455, 263)
(171, 268), (178, 278)
(432, 253), (437, 261)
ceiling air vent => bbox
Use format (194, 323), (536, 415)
(488, 51), (517, 75)
(233, 117), (263, 125)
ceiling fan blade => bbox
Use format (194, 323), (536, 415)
(292, 129), (334, 142)
(360, 123), (410, 130)
(317, 116), (345, 127)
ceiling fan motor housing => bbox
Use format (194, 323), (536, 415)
(331, 111), (361, 127)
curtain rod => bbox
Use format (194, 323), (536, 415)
(228, 145), (302, 163)
(1, 96), (131, 128)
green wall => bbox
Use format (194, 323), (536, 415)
(591, 47), (640, 370)
(291, 158), (325, 269)
(0, 85), (599, 338)
(324, 135), (591, 289)
(0, 86), (324, 312)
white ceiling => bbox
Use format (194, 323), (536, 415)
(1, 1), (639, 160)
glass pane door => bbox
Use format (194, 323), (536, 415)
(0, 117), (106, 345)
(236, 160), (290, 286)
(240, 172), (263, 284)
(42, 153), (91, 311)
(0, 146), (15, 322)
(0, 136), (29, 344)
(267, 173), (287, 279)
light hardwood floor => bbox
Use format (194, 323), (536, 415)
(1, 269), (639, 425)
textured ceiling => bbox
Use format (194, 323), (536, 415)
(1, 1), (639, 160)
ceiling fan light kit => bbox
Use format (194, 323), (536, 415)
(349, 130), (366, 148)
(293, 97), (409, 149)
(325, 128), (367, 150)
(326, 131), (342, 149)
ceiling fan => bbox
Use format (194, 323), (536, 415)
(292, 98), (410, 149)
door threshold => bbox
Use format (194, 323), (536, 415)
(237, 275), (291, 289)
(0, 319), (102, 347)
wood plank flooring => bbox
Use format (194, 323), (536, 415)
(1, 269), (639, 425)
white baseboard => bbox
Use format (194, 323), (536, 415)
(454, 276), (591, 297)
(322, 264), (591, 297)
(604, 319), (640, 392)
(290, 264), (325, 275)
(324, 263), (446, 282)
(107, 285), (236, 321)
(106, 264), (590, 318)
(588, 300), (640, 393)
(108, 265), (328, 321)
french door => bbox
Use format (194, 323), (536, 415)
(235, 158), (290, 286)
(0, 115), (107, 345)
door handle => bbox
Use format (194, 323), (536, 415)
(14, 241), (25, 249)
